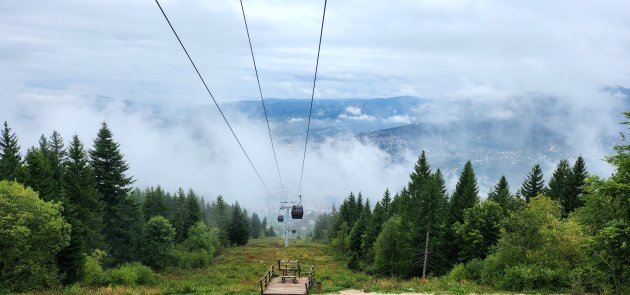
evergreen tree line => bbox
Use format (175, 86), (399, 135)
(314, 143), (628, 293)
(0, 121), (274, 292)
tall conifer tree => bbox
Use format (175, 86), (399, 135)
(23, 147), (56, 201)
(547, 159), (573, 214)
(228, 202), (250, 246)
(89, 122), (136, 265)
(261, 216), (268, 237)
(519, 164), (545, 202)
(48, 131), (66, 196)
(449, 160), (479, 224)
(251, 213), (262, 239)
(381, 188), (392, 218)
(566, 156), (588, 214)
(422, 169), (449, 277)
(488, 175), (512, 211)
(64, 134), (104, 252)
(184, 189), (202, 237)
(0, 122), (23, 181)
(142, 186), (169, 221)
(402, 152), (432, 276)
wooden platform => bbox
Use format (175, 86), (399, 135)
(262, 277), (309, 295)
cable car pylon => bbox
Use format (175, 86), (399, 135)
(277, 196), (304, 248)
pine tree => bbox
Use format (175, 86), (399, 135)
(453, 200), (504, 262)
(210, 195), (231, 245)
(519, 164), (545, 202)
(566, 156), (587, 214)
(48, 131), (66, 196)
(266, 223), (277, 237)
(488, 175), (512, 211)
(408, 151), (432, 195)
(142, 186), (169, 221)
(184, 189), (202, 238)
(64, 134), (104, 253)
(251, 213), (262, 239)
(349, 213), (366, 256)
(356, 193), (364, 220)
(373, 216), (411, 277)
(50, 132), (83, 285)
(23, 147), (56, 201)
(171, 188), (188, 242)
(402, 151), (433, 276)
(347, 192), (357, 222)
(349, 200), (370, 257)
(362, 190), (391, 262)
(403, 151), (432, 233)
(421, 169), (450, 277)
(89, 122), (136, 265)
(261, 216), (268, 237)
(449, 160), (479, 224)
(118, 195), (144, 263)
(313, 212), (332, 240)
(547, 159), (573, 215)
(0, 122), (23, 181)
(228, 202), (250, 245)
(381, 188), (392, 218)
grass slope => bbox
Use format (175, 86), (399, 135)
(35, 238), (496, 295)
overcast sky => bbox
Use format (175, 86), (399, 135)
(1, 0), (629, 210)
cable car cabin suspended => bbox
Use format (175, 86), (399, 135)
(277, 214), (284, 222)
(291, 229), (296, 234)
(291, 204), (304, 219)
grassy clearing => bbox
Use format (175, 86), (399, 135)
(33, 238), (499, 295)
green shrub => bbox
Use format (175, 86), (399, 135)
(448, 263), (467, 282)
(478, 196), (588, 292)
(499, 265), (565, 291)
(141, 216), (176, 271)
(106, 263), (158, 286)
(129, 263), (159, 285)
(160, 280), (197, 294)
(82, 250), (107, 286)
(464, 259), (484, 282)
(480, 252), (504, 287)
(106, 265), (138, 286)
(61, 284), (87, 295)
(174, 249), (211, 269)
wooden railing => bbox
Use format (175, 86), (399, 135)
(259, 265), (274, 294)
(278, 259), (300, 283)
(306, 265), (314, 294)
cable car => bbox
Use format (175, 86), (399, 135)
(291, 204), (303, 219)
(291, 228), (296, 234)
(277, 214), (284, 222)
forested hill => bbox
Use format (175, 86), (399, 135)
(311, 113), (630, 294)
(0, 121), (275, 292)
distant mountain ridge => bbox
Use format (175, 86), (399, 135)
(226, 95), (623, 194)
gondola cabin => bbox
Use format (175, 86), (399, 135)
(277, 214), (284, 222)
(291, 205), (304, 219)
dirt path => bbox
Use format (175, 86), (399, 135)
(327, 290), (433, 295)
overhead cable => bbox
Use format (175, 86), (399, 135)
(298, 0), (328, 195)
(154, 0), (272, 196)
(239, 0), (286, 196)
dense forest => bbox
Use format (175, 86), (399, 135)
(0, 121), (275, 292)
(313, 114), (630, 294)
(2, 114), (630, 294)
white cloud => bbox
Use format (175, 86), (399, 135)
(338, 105), (376, 121)
(383, 115), (413, 125)
(345, 106), (362, 116)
